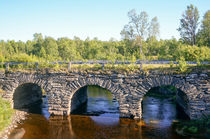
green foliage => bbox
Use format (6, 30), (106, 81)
(197, 10), (210, 47)
(0, 32), (209, 66)
(41, 88), (46, 95)
(178, 56), (188, 72)
(169, 61), (174, 68)
(166, 85), (177, 94)
(174, 45), (210, 61)
(0, 8), (209, 73)
(187, 126), (198, 133)
(174, 118), (210, 137)
(6, 53), (38, 63)
(0, 96), (14, 132)
(17, 64), (24, 69)
(38, 60), (51, 69)
(88, 86), (113, 101)
(178, 4), (199, 45)
(146, 85), (177, 98)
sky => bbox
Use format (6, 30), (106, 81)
(0, 0), (209, 41)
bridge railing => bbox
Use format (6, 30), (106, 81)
(0, 60), (209, 72)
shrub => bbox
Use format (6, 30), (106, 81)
(178, 56), (188, 72)
(7, 53), (38, 63)
(169, 61), (174, 68)
(174, 45), (210, 62)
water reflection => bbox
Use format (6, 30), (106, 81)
(27, 97), (50, 119)
(142, 96), (177, 127)
(72, 86), (119, 118)
(10, 114), (188, 139)
(9, 86), (190, 139)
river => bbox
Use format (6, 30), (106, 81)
(9, 86), (191, 139)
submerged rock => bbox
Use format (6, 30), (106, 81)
(9, 128), (25, 139)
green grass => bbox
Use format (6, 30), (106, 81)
(0, 96), (14, 133)
(1, 63), (210, 74)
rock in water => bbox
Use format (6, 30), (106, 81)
(9, 128), (25, 139)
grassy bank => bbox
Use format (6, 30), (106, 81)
(0, 96), (14, 133)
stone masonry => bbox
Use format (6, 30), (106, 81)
(0, 71), (209, 119)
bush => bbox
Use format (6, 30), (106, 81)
(174, 45), (210, 62)
(178, 56), (188, 72)
(6, 53), (38, 63)
(169, 61), (174, 68)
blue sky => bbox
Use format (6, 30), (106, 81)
(0, 0), (209, 41)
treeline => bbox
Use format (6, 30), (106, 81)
(0, 4), (209, 63)
(0, 35), (209, 63)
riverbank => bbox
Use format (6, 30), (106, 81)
(0, 110), (28, 139)
(0, 96), (13, 136)
(0, 96), (28, 139)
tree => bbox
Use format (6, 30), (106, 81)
(5, 42), (15, 55)
(9, 40), (19, 54)
(25, 40), (34, 54)
(122, 9), (149, 39)
(39, 47), (46, 58)
(32, 33), (44, 56)
(121, 9), (149, 70)
(43, 37), (59, 58)
(197, 10), (210, 47)
(57, 38), (80, 61)
(148, 17), (160, 39)
(17, 41), (26, 54)
(120, 25), (135, 40)
(178, 4), (199, 46)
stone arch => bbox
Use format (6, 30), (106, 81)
(16, 74), (49, 93)
(10, 74), (49, 109)
(136, 75), (200, 119)
(13, 83), (43, 109)
(66, 77), (123, 115)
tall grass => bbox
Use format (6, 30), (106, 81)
(0, 96), (13, 133)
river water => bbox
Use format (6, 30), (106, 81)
(9, 86), (190, 139)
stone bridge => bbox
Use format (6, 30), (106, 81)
(0, 71), (209, 119)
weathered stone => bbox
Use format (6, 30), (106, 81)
(0, 71), (209, 120)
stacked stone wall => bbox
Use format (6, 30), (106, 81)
(0, 71), (209, 119)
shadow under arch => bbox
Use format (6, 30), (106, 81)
(141, 85), (190, 124)
(136, 75), (200, 119)
(13, 83), (48, 115)
(69, 84), (120, 117)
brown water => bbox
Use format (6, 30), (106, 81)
(10, 86), (190, 139)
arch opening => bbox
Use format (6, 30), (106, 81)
(141, 85), (190, 126)
(70, 85), (119, 117)
(13, 83), (49, 116)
